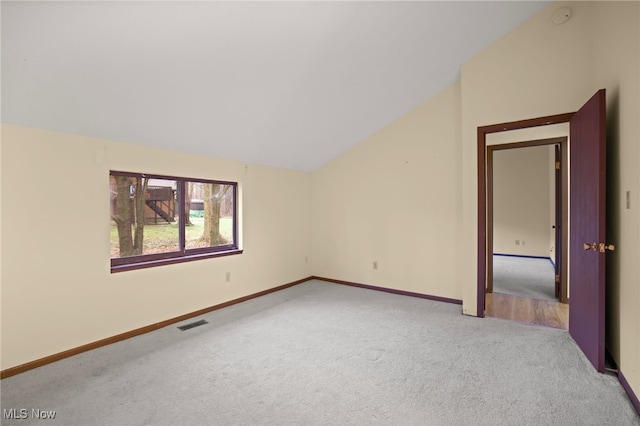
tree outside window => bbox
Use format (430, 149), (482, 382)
(110, 171), (239, 272)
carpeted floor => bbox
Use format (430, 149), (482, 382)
(493, 255), (556, 301)
(1, 280), (638, 425)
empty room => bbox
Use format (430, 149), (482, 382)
(1, 1), (639, 425)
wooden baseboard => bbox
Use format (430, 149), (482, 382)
(618, 369), (640, 416)
(312, 276), (463, 305)
(4, 274), (638, 417)
(0, 277), (313, 379)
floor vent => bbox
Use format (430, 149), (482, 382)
(177, 319), (208, 331)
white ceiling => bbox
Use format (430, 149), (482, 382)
(2, 1), (550, 171)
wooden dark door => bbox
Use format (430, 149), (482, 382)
(569, 89), (607, 373)
(554, 144), (562, 299)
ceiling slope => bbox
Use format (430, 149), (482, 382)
(1, 1), (550, 171)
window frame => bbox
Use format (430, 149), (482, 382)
(110, 171), (241, 273)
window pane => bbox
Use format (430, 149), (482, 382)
(185, 181), (234, 250)
(110, 175), (180, 258)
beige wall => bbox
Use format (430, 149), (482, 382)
(311, 83), (462, 301)
(2, 0), (638, 404)
(492, 145), (553, 258)
(592, 0), (640, 399)
(460, 1), (595, 317)
(461, 0), (639, 396)
(312, 1), (639, 397)
(0, 125), (312, 370)
(487, 125), (570, 265)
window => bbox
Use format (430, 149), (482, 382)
(110, 171), (240, 272)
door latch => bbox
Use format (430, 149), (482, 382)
(583, 242), (615, 252)
(599, 243), (615, 252)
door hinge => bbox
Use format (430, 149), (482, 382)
(555, 161), (561, 170)
(555, 275), (560, 283)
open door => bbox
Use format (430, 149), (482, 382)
(569, 89), (609, 373)
(554, 144), (562, 300)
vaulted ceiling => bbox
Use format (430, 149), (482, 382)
(2, 1), (550, 171)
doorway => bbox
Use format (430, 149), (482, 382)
(484, 137), (568, 329)
(477, 112), (574, 316)
(477, 90), (608, 373)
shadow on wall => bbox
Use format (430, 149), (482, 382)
(604, 88), (620, 359)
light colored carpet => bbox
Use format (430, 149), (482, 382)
(493, 255), (556, 301)
(1, 280), (638, 425)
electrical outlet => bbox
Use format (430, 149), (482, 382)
(373, 261), (378, 270)
(225, 272), (231, 282)
(515, 240), (520, 245)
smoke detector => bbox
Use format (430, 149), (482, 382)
(552, 7), (572, 25)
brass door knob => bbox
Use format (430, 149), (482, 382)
(583, 242), (597, 251)
(599, 243), (615, 252)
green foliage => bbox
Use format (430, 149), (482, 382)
(110, 217), (233, 258)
